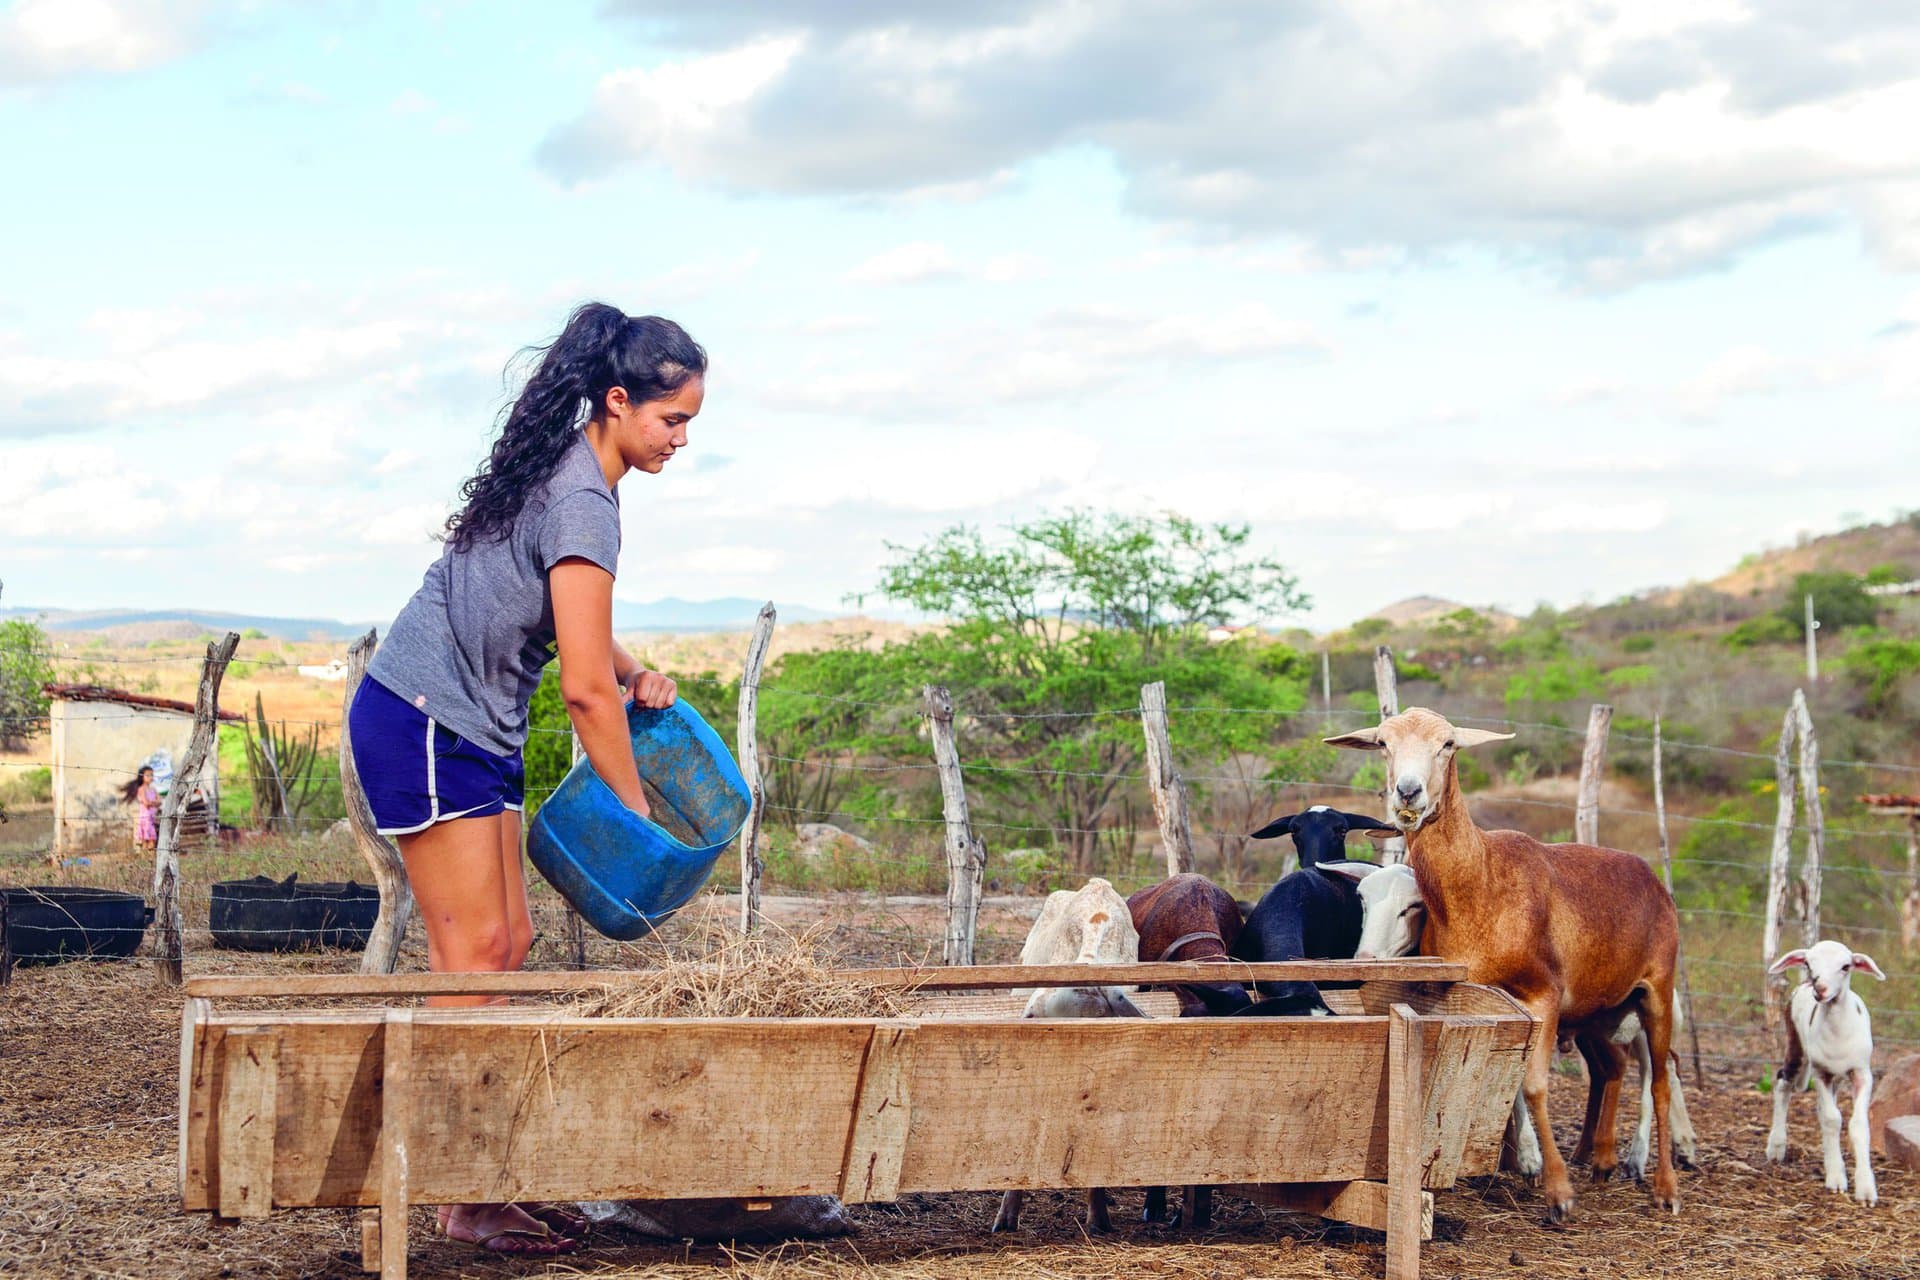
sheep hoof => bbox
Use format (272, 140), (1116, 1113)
(1590, 1163), (1617, 1183)
(990, 1216), (1018, 1234)
(1546, 1198), (1573, 1225)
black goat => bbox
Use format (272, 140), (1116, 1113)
(1247, 805), (1397, 868)
(1228, 864), (1372, 1014)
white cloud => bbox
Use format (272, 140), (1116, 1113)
(0, 443), (172, 542)
(546, 2), (1920, 287)
(0, 0), (196, 84)
(1525, 499), (1669, 535)
(846, 241), (961, 285)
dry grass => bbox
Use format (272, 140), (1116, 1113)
(565, 920), (914, 1021)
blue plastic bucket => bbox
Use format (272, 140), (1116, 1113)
(527, 697), (750, 940)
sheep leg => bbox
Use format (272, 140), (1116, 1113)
(1503, 1089), (1544, 1178)
(1767, 1022), (1805, 1162)
(1583, 1035), (1629, 1180)
(991, 1190), (1024, 1233)
(1642, 983), (1681, 1212)
(1142, 1186), (1168, 1223)
(1519, 999), (1575, 1222)
(1084, 1188), (1112, 1233)
(1623, 1032), (1654, 1181)
(1183, 1185), (1213, 1229)
(1849, 1067), (1878, 1207)
(1570, 1036), (1603, 1166)
(1667, 1050), (1697, 1168)
(1814, 1073), (1847, 1195)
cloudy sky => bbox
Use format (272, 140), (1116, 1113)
(3, 0), (1918, 630)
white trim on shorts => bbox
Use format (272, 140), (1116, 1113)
(373, 714), (516, 836)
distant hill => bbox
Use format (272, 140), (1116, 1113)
(1362, 596), (1521, 630)
(1704, 518), (1920, 598)
(1, 597), (839, 642)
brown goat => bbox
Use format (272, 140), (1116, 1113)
(1328, 708), (1682, 1221)
(1125, 874), (1247, 1227)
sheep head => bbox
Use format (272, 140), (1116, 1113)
(1324, 708), (1512, 833)
(1769, 939), (1886, 1005)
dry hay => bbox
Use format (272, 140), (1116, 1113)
(565, 919), (916, 1020)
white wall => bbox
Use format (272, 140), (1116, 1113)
(50, 700), (219, 857)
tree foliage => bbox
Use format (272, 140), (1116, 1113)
(1778, 571), (1878, 636)
(0, 607), (55, 752)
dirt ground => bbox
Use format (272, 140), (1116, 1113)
(5, 897), (1920, 1280)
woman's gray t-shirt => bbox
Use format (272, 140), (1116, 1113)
(368, 433), (620, 754)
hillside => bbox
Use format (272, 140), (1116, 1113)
(1704, 518), (1920, 597)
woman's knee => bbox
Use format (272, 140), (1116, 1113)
(507, 912), (535, 968)
(438, 917), (518, 971)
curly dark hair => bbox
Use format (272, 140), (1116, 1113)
(445, 302), (707, 549)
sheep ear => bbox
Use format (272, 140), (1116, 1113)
(1768, 949), (1809, 976)
(1338, 811), (1399, 833)
(1248, 814), (1298, 839)
(1314, 860), (1381, 885)
(1853, 952), (1888, 981)
(1356, 826), (1400, 841)
(1324, 726), (1385, 750)
(1452, 726), (1515, 749)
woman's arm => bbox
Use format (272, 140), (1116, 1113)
(550, 558), (650, 816)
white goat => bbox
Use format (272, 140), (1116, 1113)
(993, 878), (1143, 1233)
(1323, 860), (1696, 1180)
(1766, 940), (1885, 1206)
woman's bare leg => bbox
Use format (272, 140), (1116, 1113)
(401, 813), (570, 1251)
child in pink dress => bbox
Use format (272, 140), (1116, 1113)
(121, 766), (160, 851)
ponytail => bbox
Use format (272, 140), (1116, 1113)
(445, 301), (706, 549)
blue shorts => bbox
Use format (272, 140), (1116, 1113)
(346, 677), (525, 835)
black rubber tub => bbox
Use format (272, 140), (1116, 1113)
(0, 886), (153, 966)
(209, 875), (380, 952)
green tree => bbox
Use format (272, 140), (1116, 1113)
(1842, 635), (1920, 710)
(1778, 571), (1877, 636)
(0, 608), (55, 752)
(865, 511), (1311, 870)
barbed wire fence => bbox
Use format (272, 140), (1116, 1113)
(5, 630), (1920, 1086)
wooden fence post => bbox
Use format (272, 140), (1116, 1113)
(1140, 681), (1194, 877)
(341, 631), (414, 976)
(924, 685), (985, 965)
(1794, 691), (1824, 946)
(152, 631), (239, 985)
(1574, 703), (1612, 847)
(563, 729), (588, 970)
(1762, 698), (1801, 1027)
(1320, 650), (1332, 723)
(736, 603), (776, 934)
(1653, 716), (1704, 1089)
(1805, 594), (1819, 683)
(1373, 647), (1406, 865)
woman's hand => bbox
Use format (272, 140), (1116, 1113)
(624, 669), (677, 709)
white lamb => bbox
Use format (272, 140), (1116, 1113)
(1766, 940), (1885, 1206)
(1324, 860), (1696, 1180)
(993, 877), (1143, 1233)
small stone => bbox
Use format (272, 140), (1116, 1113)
(1510, 1250), (1525, 1266)
(1884, 1114), (1920, 1171)
(1871, 1053), (1920, 1151)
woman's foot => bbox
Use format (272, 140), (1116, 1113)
(437, 1203), (577, 1256)
(522, 1203), (592, 1239)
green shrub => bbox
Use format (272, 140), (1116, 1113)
(1349, 618), (1391, 641)
(1396, 660), (1441, 684)
(1504, 658), (1603, 706)
(1724, 613), (1797, 650)
(0, 765), (51, 805)
(1864, 563), (1911, 587)
(1777, 571), (1877, 636)
(1621, 634), (1656, 654)
(1842, 634), (1920, 709)
(1605, 663), (1657, 688)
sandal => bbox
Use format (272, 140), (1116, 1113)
(465, 1226), (578, 1257)
(522, 1203), (592, 1239)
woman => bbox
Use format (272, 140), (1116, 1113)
(347, 302), (703, 1258)
(120, 765), (160, 852)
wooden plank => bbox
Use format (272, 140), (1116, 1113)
(184, 957), (1468, 1000)
(359, 1209), (380, 1274)
(178, 997), (208, 1201)
(908, 990), (1185, 1021)
(1387, 1003), (1425, 1280)
(1418, 1016), (1498, 1188)
(215, 1029), (279, 1218)
(1233, 1180), (1431, 1239)
(838, 1021), (915, 1202)
(380, 1010), (412, 1280)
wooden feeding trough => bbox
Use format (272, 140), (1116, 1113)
(178, 958), (1535, 1280)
